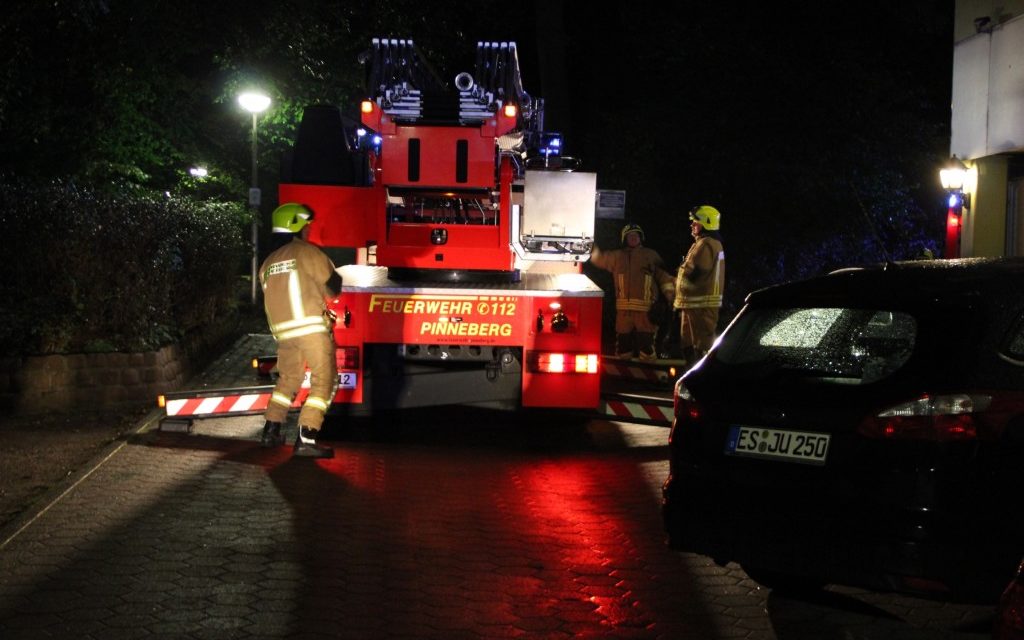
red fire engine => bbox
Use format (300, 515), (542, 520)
(291, 38), (602, 413)
(159, 39), (675, 427)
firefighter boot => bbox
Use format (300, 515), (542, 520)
(636, 332), (657, 361)
(293, 426), (334, 459)
(260, 421), (285, 447)
(615, 332), (636, 360)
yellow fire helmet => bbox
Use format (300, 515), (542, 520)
(271, 203), (314, 233)
(620, 223), (645, 243)
(688, 205), (721, 231)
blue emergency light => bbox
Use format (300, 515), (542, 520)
(541, 133), (562, 158)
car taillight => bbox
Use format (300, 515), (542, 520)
(673, 380), (702, 422)
(337, 347), (360, 370)
(857, 392), (1024, 441)
(529, 352), (599, 374)
(670, 379), (705, 445)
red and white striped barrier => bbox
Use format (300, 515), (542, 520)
(164, 388), (310, 419)
(601, 396), (673, 426)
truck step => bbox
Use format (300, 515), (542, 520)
(601, 356), (685, 384)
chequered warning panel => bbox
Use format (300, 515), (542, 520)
(601, 397), (673, 426)
(165, 388), (311, 418)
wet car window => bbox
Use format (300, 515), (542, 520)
(1005, 315), (1024, 361)
(716, 307), (916, 384)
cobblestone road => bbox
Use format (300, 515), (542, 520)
(0, 410), (997, 639)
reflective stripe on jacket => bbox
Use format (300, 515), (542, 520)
(590, 245), (674, 313)
(675, 235), (725, 310)
(260, 238), (338, 341)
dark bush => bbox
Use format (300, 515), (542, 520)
(0, 177), (247, 355)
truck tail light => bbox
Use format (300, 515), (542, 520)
(528, 352), (599, 374)
(253, 356), (277, 377)
(857, 392), (1024, 441)
(338, 347), (360, 370)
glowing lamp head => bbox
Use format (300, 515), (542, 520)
(939, 155), (967, 190)
(238, 92), (271, 114)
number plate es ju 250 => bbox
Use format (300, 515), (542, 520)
(724, 425), (830, 465)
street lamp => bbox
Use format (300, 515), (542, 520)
(238, 91), (271, 305)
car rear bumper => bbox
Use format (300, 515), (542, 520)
(662, 469), (1018, 603)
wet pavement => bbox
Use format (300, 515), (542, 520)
(0, 409), (997, 639)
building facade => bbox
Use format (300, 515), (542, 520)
(951, 0), (1024, 256)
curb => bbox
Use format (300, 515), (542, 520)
(0, 408), (165, 551)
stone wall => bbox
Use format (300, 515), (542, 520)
(0, 347), (187, 415)
(0, 312), (241, 416)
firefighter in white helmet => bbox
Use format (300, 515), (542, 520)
(674, 205), (725, 364)
(590, 223), (675, 360)
(259, 203), (342, 458)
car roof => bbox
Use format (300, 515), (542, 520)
(746, 257), (1024, 308)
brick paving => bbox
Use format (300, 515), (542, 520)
(0, 412), (996, 639)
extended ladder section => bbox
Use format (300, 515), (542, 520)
(365, 38), (540, 131)
(356, 38), (594, 273)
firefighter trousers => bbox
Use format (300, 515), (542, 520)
(680, 307), (719, 361)
(265, 332), (337, 430)
(615, 309), (656, 357)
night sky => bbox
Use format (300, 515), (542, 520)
(520, 2), (956, 303)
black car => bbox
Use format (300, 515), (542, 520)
(995, 559), (1024, 639)
(662, 257), (1024, 603)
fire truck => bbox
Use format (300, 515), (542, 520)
(159, 39), (675, 427)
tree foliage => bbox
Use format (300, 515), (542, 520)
(0, 176), (247, 355)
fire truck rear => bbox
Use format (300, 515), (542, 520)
(280, 38), (603, 415)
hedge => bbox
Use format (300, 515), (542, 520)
(0, 178), (248, 356)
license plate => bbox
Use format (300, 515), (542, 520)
(338, 371), (358, 389)
(725, 425), (830, 465)
(300, 370), (358, 389)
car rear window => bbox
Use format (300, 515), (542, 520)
(1005, 316), (1024, 363)
(715, 307), (916, 384)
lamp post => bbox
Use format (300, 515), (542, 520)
(238, 91), (271, 304)
(939, 155), (968, 259)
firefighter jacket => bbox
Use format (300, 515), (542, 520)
(590, 245), (674, 314)
(674, 234), (725, 310)
(260, 237), (339, 342)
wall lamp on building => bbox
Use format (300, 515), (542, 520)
(939, 155), (975, 258)
(939, 155), (971, 209)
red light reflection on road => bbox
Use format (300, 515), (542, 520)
(266, 442), (666, 636)
(509, 459), (656, 632)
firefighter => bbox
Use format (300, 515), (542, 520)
(590, 223), (675, 360)
(675, 205), (725, 364)
(259, 203), (342, 458)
